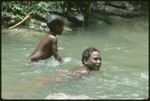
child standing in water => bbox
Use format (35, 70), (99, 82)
(28, 15), (64, 62)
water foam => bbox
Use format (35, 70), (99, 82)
(63, 57), (71, 63)
(140, 72), (148, 80)
(45, 93), (91, 99)
(20, 70), (41, 75)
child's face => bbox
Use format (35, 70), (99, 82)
(56, 24), (64, 35)
(85, 51), (102, 70)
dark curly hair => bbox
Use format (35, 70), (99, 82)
(47, 15), (64, 32)
(82, 47), (100, 64)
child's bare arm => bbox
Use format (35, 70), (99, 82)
(52, 38), (62, 62)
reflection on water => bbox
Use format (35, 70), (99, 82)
(2, 16), (148, 99)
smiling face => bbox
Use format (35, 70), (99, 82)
(84, 51), (102, 70)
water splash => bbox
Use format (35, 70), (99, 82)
(58, 47), (64, 51)
(46, 59), (60, 67)
(46, 57), (71, 67)
(45, 93), (91, 99)
(25, 57), (71, 68)
(140, 73), (148, 80)
(20, 70), (41, 75)
(63, 57), (71, 63)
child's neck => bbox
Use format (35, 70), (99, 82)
(48, 31), (56, 36)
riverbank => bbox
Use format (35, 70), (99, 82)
(2, 1), (148, 32)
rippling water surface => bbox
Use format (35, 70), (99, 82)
(2, 16), (148, 99)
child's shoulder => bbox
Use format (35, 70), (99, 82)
(47, 34), (57, 41)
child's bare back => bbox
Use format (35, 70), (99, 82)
(29, 34), (56, 61)
(28, 15), (64, 62)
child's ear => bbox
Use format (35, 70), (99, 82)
(84, 60), (88, 65)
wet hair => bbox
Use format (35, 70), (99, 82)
(82, 47), (100, 64)
(47, 15), (64, 32)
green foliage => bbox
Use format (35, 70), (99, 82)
(2, 1), (146, 27)
(2, 1), (64, 16)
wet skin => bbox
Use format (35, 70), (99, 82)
(84, 51), (102, 71)
(68, 51), (102, 77)
(28, 25), (64, 62)
(27, 50), (102, 90)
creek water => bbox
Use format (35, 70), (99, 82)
(2, 16), (149, 99)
